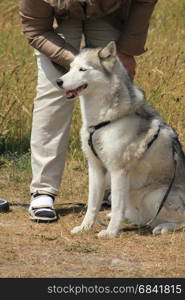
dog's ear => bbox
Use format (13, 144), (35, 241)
(98, 41), (117, 59)
(98, 41), (117, 72)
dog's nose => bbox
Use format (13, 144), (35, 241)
(56, 78), (63, 88)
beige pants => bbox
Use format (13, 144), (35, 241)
(30, 18), (121, 196)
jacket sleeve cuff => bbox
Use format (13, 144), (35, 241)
(34, 31), (78, 68)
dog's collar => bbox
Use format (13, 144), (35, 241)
(89, 121), (111, 133)
(88, 121), (111, 159)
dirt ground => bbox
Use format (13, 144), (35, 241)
(0, 159), (185, 278)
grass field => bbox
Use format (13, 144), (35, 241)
(0, 0), (185, 278)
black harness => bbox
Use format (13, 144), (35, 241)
(146, 138), (177, 226)
(88, 121), (110, 159)
(144, 126), (177, 225)
(87, 122), (177, 226)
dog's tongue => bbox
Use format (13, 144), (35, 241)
(66, 84), (87, 99)
(66, 89), (78, 98)
(66, 86), (82, 99)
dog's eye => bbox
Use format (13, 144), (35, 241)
(79, 67), (87, 72)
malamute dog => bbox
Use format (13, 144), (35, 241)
(57, 41), (185, 237)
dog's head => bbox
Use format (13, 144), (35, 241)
(56, 41), (118, 100)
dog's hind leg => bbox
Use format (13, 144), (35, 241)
(153, 222), (185, 235)
(98, 169), (129, 237)
(71, 161), (106, 234)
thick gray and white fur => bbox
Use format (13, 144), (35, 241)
(57, 41), (185, 237)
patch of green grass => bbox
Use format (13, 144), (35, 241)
(0, 152), (31, 187)
(65, 241), (98, 253)
(34, 234), (58, 241)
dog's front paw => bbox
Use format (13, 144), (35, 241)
(71, 222), (93, 235)
(70, 225), (84, 235)
(97, 229), (118, 238)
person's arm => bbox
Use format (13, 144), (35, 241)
(116, 0), (158, 79)
(117, 0), (158, 56)
(20, 0), (78, 70)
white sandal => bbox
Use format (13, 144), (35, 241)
(29, 195), (58, 222)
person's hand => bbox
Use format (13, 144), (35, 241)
(117, 52), (136, 80)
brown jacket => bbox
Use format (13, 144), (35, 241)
(20, 0), (158, 70)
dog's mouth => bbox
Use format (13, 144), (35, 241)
(66, 84), (88, 99)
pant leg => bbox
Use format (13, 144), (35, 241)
(30, 20), (83, 196)
(84, 17), (121, 48)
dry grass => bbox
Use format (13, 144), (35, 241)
(1, 159), (185, 278)
(0, 157), (185, 278)
(0, 0), (185, 278)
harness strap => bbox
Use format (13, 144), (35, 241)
(88, 121), (111, 159)
(146, 127), (161, 150)
(145, 140), (177, 226)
